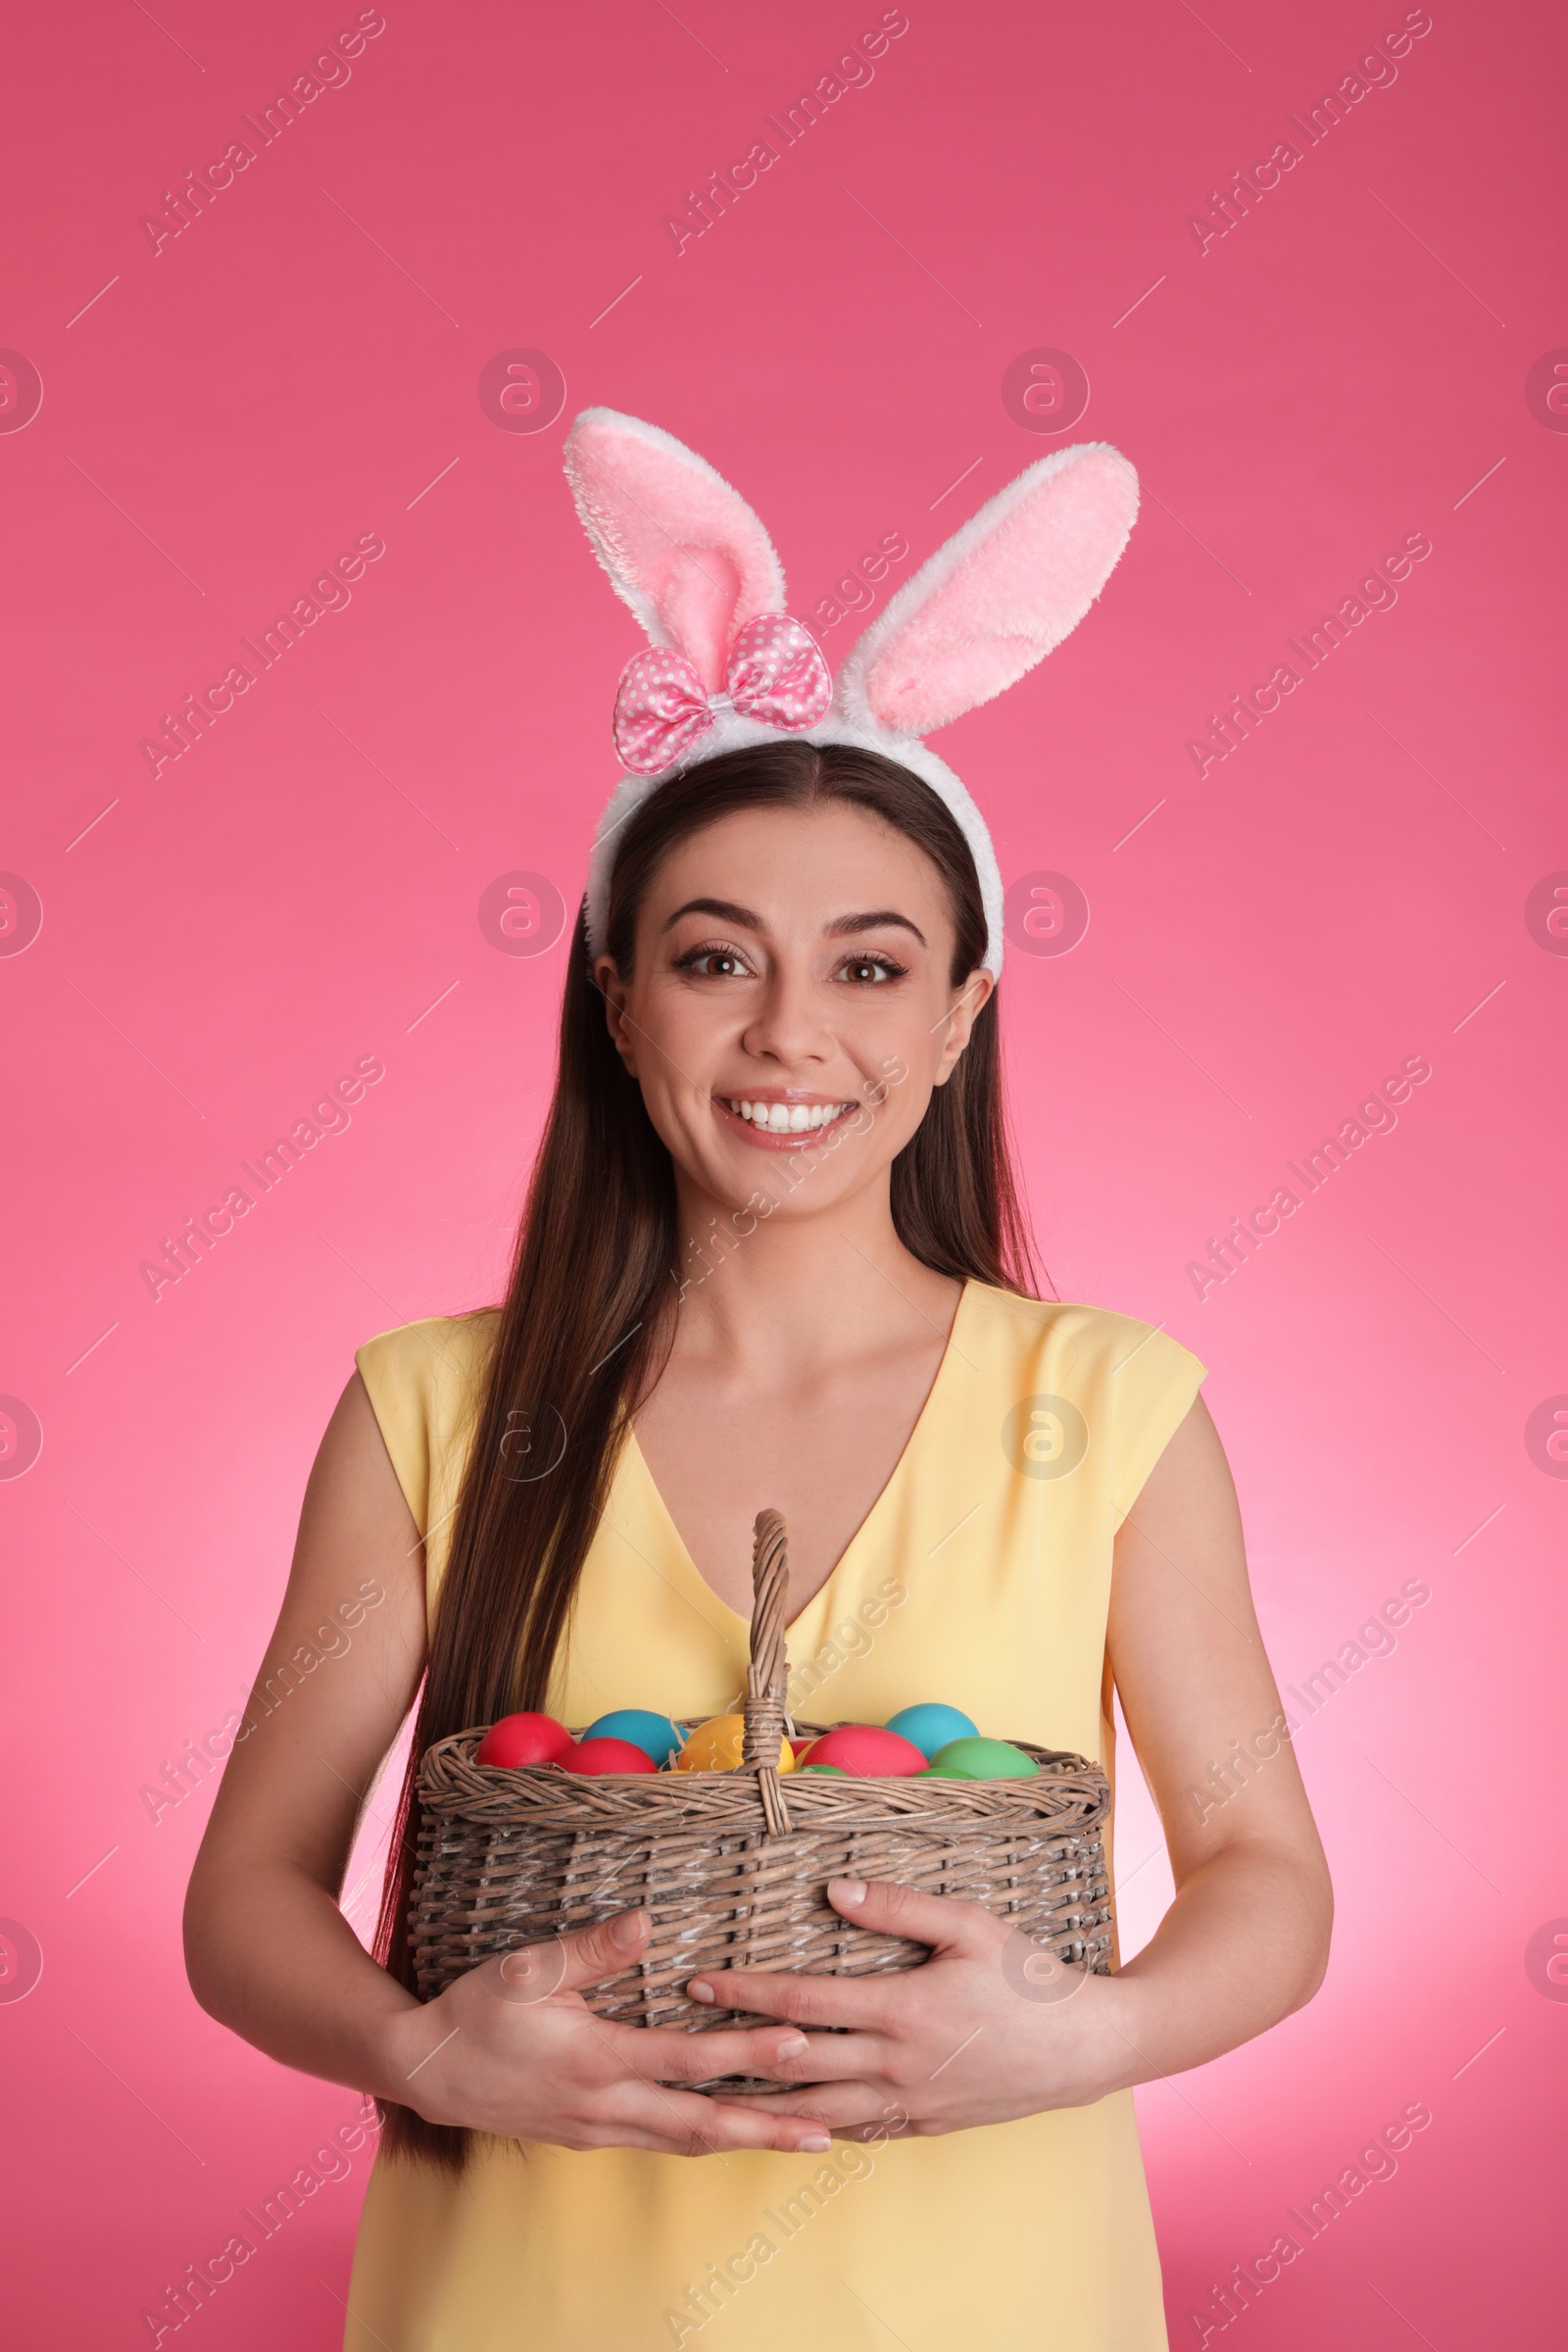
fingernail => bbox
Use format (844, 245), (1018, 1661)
(688, 1979), (715, 2004)
(610, 1910), (649, 1950)
(798, 2133), (831, 2152)
(777, 2033), (808, 2058)
(830, 1878), (867, 1906)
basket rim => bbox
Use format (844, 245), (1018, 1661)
(430, 1719), (1097, 1777)
(415, 1721), (1110, 1833)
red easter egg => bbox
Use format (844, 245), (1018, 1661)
(474, 1711), (572, 1767)
(562, 1737), (660, 1776)
(796, 1724), (928, 1777)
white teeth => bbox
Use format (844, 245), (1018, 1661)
(723, 1099), (850, 1132)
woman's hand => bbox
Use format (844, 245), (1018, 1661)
(689, 1877), (1144, 2139)
(383, 1907), (837, 2158)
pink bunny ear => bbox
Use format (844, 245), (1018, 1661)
(564, 409), (786, 693)
(837, 443), (1139, 739)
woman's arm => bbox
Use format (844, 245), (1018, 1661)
(1099, 1390), (1333, 2064)
(184, 1374), (836, 2156)
(183, 1371), (431, 2090)
(705, 1395), (1333, 2133)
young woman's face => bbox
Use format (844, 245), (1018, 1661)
(594, 801), (994, 1222)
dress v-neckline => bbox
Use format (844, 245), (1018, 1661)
(623, 1278), (975, 1637)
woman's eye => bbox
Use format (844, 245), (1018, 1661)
(675, 945), (754, 979)
(838, 955), (906, 984)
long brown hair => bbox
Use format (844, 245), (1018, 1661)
(374, 741), (1043, 2167)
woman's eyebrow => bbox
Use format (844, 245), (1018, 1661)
(662, 897), (762, 932)
(826, 909), (928, 946)
(662, 897), (928, 948)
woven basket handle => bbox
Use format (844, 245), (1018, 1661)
(743, 1508), (792, 1835)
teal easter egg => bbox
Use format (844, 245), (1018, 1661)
(797, 1762), (849, 1775)
(582, 1708), (683, 1767)
(884, 1701), (979, 1759)
(924, 1736), (1040, 1781)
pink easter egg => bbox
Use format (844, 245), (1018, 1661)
(562, 1736), (660, 1776)
(796, 1725), (928, 1777)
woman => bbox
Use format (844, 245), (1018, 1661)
(185, 413), (1331, 2351)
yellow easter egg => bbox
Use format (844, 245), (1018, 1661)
(672, 1714), (794, 1773)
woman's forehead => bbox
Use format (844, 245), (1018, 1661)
(647, 802), (947, 910)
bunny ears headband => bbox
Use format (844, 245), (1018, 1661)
(564, 408), (1141, 976)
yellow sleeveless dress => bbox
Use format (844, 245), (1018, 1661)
(346, 1280), (1204, 2352)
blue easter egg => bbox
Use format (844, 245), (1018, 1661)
(884, 1701), (980, 1760)
(582, 1708), (684, 1767)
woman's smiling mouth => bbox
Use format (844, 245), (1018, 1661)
(714, 1093), (858, 1148)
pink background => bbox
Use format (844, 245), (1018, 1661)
(2, 0), (1563, 2342)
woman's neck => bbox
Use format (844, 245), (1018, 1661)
(664, 1165), (964, 1385)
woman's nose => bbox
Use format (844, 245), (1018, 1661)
(740, 966), (836, 1066)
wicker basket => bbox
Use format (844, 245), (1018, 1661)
(409, 1508), (1113, 2089)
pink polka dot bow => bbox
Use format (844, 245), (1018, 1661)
(611, 613), (834, 776)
